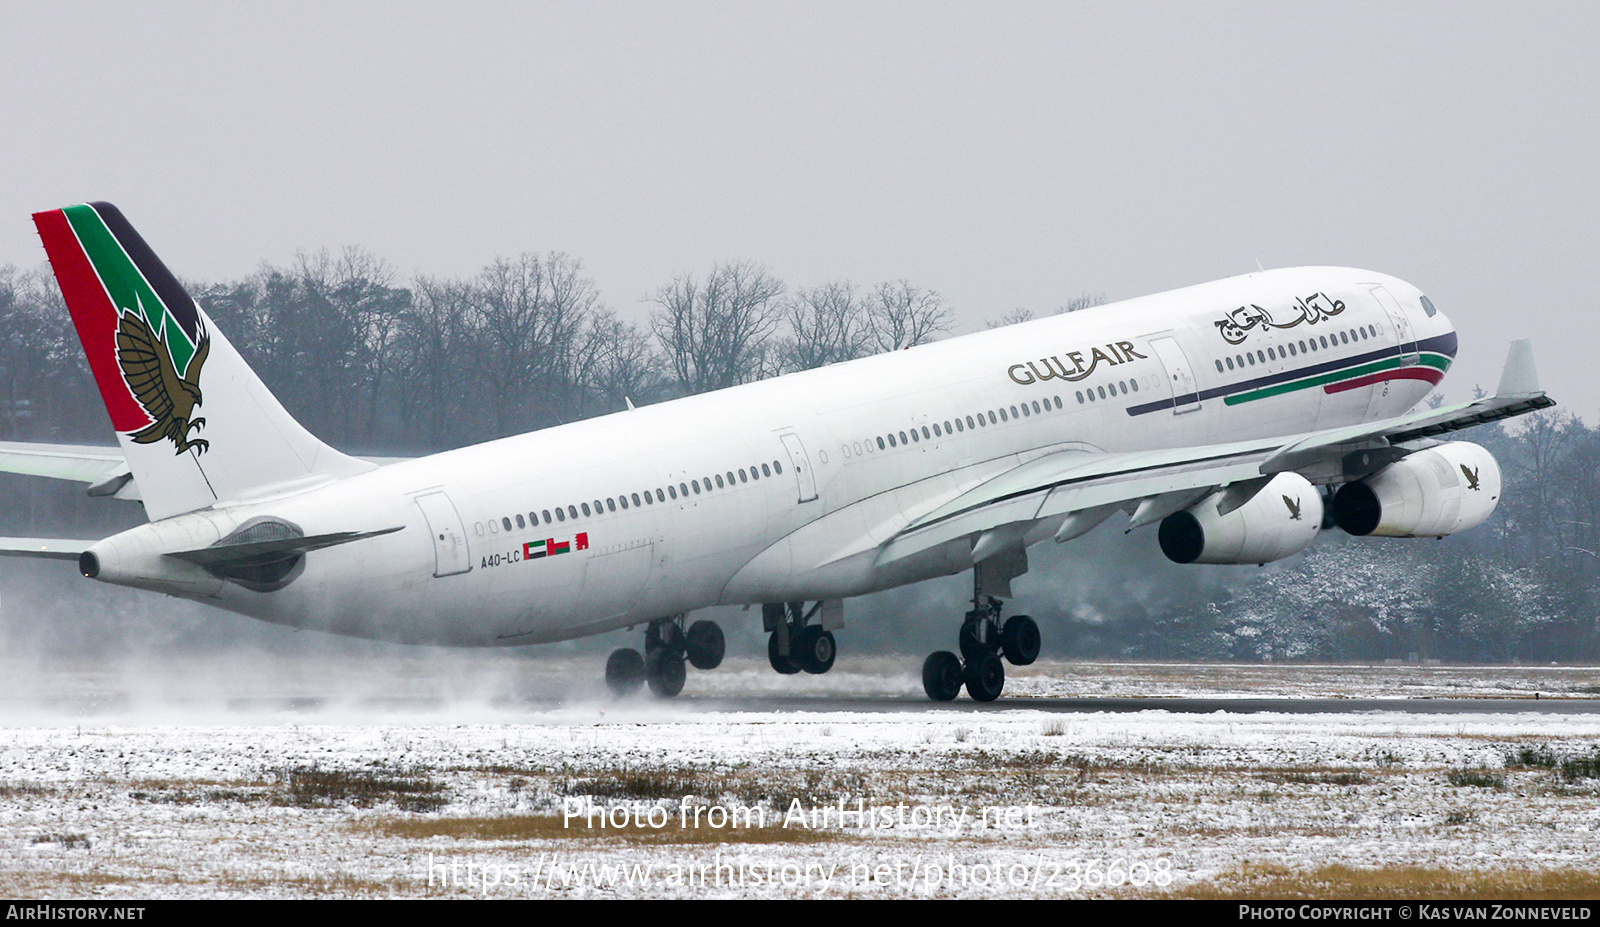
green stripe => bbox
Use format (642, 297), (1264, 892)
(1223, 353), (1453, 406)
(61, 205), (197, 375)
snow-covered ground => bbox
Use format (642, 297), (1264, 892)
(2, 656), (1598, 898)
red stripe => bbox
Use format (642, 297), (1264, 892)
(32, 209), (150, 432)
(1324, 367), (1444, 395)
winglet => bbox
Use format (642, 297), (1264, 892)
(1494, 339), (1539, 397)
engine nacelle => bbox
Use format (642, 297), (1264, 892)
(1158, 472), (1323, 565)
(1331, 441), (1500, 538)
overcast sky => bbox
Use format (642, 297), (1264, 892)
(3, 1), (1596, 419)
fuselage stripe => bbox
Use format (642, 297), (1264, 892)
(1126, 336), (1456, 416)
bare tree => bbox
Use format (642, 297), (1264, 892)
(985, 307), (1035, 329)
(471, 253), (600, 434)
(650, 261), (785, 394)
(1058, 292), (1107, 313)
(784, 279), (871, 370)
(864, 280), (951, 352)
(577, 311), (664, 414)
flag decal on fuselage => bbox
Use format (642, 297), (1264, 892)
(523, 533), (589, 560)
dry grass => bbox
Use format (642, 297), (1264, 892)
(275, 765), (447, 813)
(0, 871), (129, 898)
(1174, 863), (1600, 900)
(364, 813), (831, 845)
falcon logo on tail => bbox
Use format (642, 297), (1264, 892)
(117, 309), (210, 455)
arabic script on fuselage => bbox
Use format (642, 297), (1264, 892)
(1214, 292), (1346, 345)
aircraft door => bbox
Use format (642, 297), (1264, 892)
(778, 432), (819, 503)
(412, 490), (472, 577)
(1369, 285), (1419, 365)
(1149, 336), (1201, 413)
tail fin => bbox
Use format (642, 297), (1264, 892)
(33, 202), (372, 520)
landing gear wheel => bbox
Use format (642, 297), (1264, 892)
(922, 651), (964, 701)
(685, 620), (725, 670)
(767, 632), (801, 675)
(647, 651), (687, 698)
(958, 619), (990, 662)
(1001, 615), (1041, 666)
(794, 626), (836, 675)
(605, 648), (645, 696)
(654, 621), (685, 654)
(965, 652), (1005, 702)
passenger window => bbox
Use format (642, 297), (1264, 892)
(999, 408), (1009, 422)
(632, 493), (642, 506)
(501, 517), (511, 532)
(581, 503), (591, 517)
(988, 411), (997, 425)
(1077, 391), (1084, 403)
(606, 498), (616, 512)
(921, 426), (931, 439)
(1097, 386), (1107, 399)
(774, 461), (783, 474)
(516, 514), (526, 529)
(966, 416), (976, 429)
(619, 496), (628, 510)
(556, 508), (566, 522)
(542, 509), (552, 523)
(876, 437), (885, 450)
(656, 489), (665, 503)
(762, 463), (772, 477)
(715, 474), (725, 488)
(1130, 380), (1138, 392)
(888, 433), (897, 447)
(899, 430), (908, 444)
(910, 429), (919, 443)
(1225, 357), (1233, 370)
(739, 468), (749, 482)
(1216, 360), (1224, 372)
(692, 480), (701, 494)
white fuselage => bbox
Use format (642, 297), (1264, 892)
(89, 266), (1455, 645)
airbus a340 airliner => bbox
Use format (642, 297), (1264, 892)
(0, 203), (1554, 700)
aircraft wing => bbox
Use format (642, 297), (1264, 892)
(0, 537), (96, 560)
(0, 442), (139, 499)
(876, 340), (1554, 567)
(0, 442), (409, 503)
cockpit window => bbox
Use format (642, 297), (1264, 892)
(1420, 295), (1437, 317)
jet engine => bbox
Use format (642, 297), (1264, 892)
(1158, 472), (1323, 565)
(1331, 441), (1500, 538)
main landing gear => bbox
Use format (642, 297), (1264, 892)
(764, 601), (837, 675)
(922, 585), (1040, 703)
(606, 614), (725, 698)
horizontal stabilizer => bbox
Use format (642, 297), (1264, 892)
(165, 526), (404, 567)
(0, 537), (97, 560)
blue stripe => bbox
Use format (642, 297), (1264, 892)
(1125, 330), (1458, 417)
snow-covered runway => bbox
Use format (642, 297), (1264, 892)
(2, 657), (1598, 898)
